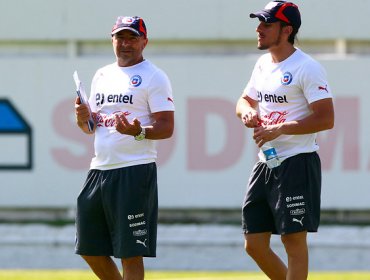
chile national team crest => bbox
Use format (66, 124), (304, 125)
(130, 75), (142, 87)
(281, 72), (293, 85)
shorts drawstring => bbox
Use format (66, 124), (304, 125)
(264, 164), (273, 184)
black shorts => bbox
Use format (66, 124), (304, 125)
(242, 152), (321, 235)
(75, 163), (158, 258)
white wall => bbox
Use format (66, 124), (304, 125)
(0, 0), (369, 210)
(2, 0), (370, 40)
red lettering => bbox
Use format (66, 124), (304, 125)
(105, 117), (115, 127)
(157, 133), (176, 166)
(318, 97), (359, 170)
(187, 98), (245, 170)
(51, 98), (93, 169)
(262, 111), (288, 125)
(51, 97), (361, 172)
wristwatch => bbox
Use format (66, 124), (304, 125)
(134, 127), (146, 141)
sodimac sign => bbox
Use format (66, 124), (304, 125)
(0, 57), (368, 210)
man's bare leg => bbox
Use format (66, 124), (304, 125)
(281, 231), (308, 280)
(245, 232), (287, 280)
(121, 256), (144, 280)
(82, 255), (123, 280)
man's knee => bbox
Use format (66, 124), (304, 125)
(244, 239), (256, 256)
(81, 255), (96, 263)
(81, 255), (111, 267)
(121, 256), (144, 280)
(244, 234), (271, 258)
(281, 231), (307, 255)
(121, 256), (144, 270)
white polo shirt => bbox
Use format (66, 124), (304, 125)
(243, 48), (332, 162)
(88, 60), (175, 170)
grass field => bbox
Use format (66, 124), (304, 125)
(1, 270), (370, 280)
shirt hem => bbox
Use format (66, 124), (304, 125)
(90, 159), (156, 171)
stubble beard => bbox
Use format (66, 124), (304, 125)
(257, 29), (283, 51)
(257, 43), (268, 50)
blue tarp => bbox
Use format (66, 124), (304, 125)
(0, 99), (30, 132)
(0, 99), (32, 169)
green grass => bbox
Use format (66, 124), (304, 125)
(0, 270), (370, 280)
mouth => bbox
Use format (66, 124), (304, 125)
(257, 34), (265, 40)
(120, 49), (133, 55)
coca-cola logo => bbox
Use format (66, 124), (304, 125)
(260, 111), (288, 125)
(95, 111), (131, 127)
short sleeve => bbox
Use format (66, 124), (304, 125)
(148, 70), (175, 113)
(300, 60), (333, 104)
(242, 60), (261, 101)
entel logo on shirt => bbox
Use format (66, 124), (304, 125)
(257, 91), (288, 104)
(130, 75), (142, 87)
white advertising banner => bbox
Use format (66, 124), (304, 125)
(0, 56), (368, 210)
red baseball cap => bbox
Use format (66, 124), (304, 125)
(111, 16), (147, 38)
(250, 1), (301, 30)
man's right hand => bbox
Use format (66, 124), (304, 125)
(75, 97), (91, 126)
(242, 109), (261, 128)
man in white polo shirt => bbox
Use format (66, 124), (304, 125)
(236, 1), (334, 279)
(74, 16), (175, 280)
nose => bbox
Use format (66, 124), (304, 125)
(121, 38), (131, 46)
(256, 22), (263, 33)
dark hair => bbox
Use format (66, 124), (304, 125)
(280, 21), (298, 45)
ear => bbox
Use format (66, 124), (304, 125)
(284, 25), (293, 37)
(143, 38), (148, 48)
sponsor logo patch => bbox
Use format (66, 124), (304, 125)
(281, 72), (293, 85)
(130, 75), (142, 87)
(290, 208), (306, 216)
(133, 229), (148, 237)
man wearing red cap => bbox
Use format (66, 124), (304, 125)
(236, 1), (334, 279)
(74, 16), (175, 280)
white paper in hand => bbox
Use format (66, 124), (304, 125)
(73, 70), (94, 132)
